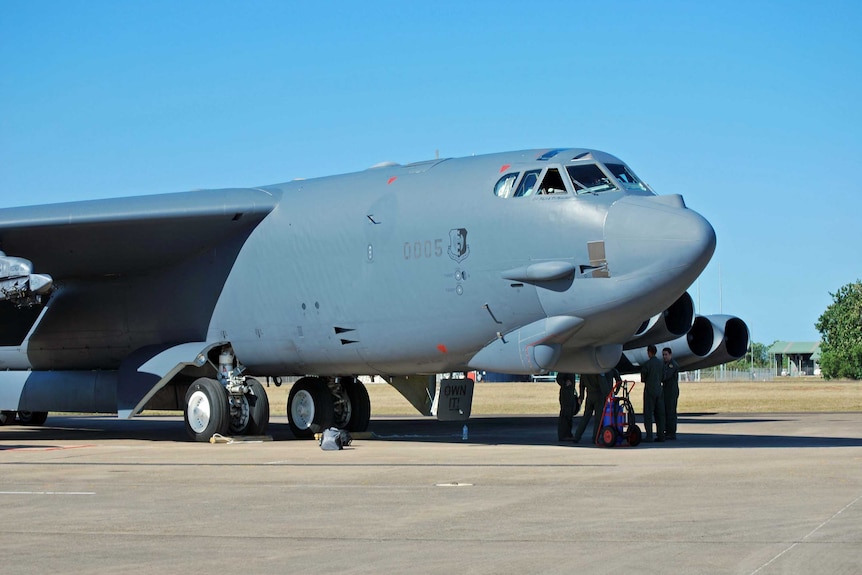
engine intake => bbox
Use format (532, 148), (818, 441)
(618, 314), (749, 373)
(0, 251), (53, 307)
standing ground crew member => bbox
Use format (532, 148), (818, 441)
(640, 345), (666, 442)
(556, 372), (577, 441)
(662, 347), (680, 440)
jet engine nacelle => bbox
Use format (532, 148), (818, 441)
(624, 292), (695, 350)
(676, 315), (749, 371)
(0, 250), (53, 306)
(618, 314), (749, 373)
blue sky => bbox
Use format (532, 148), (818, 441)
(1, 1), (860, 346)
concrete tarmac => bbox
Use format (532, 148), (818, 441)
(1, 412), (860, 574)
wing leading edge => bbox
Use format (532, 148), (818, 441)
(0, 187), (281, 279)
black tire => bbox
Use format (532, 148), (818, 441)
(227, 377), (270, 436)
(18, 411), (48, 426)
(627, 424), (642, 447)
(184, 378), (230, 442)
(287, 377), (334, 439)
(599, 425), (618, 448)
(0, 410), (17, 425)
(244, 378), (270, 436)
(331, 377), (354, 429)
(343, 379), (371, 432)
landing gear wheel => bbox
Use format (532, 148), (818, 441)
(184, 378), (230, 442)
(330, 377), (371, 432)
(627, 425), (642, 447)
(599, 425), (618, 447)
(228, 392), (250, 435)
(0, 410), (17, 425)
(343, 378), (371, 432)
(18, 411), (48, 426)
(331, 378), (354, 429)
(287, 377), (334, 439)
(233, 378), (269, 436)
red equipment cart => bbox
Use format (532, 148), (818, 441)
(596, 379), (642, 447)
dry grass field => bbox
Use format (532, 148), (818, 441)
(261, 377), (862, 416)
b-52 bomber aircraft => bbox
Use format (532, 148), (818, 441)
(0, 148), (748, 440)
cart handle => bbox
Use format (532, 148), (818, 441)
(620, 379), (637, 394)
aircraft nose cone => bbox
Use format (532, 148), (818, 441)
(603, 194), (716, 281)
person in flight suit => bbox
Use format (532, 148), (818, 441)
(662, 347), (681, 440)
(556, 372), (578, 441)
(640, 344), (666, 442)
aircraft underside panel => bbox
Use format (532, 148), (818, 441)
(0, 341), (229, 417)
(0, 370), (118, 413)
(468, 315), (584, 373)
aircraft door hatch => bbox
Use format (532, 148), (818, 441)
(581, 241), (609, 278)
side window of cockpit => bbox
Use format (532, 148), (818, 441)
(537, 168), (568, 195)
(566, 164), (618, 194)
(514, 169), (541, 197)
(605, 163), (648, 191)
(494, 173), (519, 198)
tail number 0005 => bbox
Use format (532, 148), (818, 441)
(404, 239), (443, 260)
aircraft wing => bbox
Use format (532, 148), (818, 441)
(0, 188), (280, 279)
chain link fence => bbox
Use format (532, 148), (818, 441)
(681, 367), (774, 382)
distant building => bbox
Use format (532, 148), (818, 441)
(768, 341), (821, 376)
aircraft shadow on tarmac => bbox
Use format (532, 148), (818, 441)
(1, 414), (861, 450)
(363, 415), (862, 449)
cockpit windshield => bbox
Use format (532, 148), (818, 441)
(605, 163), (649, 192)
(494, 168), (571, 198)
(514, 170), (541, 197)
(566, 164), (617, 194)
(493, 157), (651, 199)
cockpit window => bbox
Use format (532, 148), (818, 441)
(566, 164), (618, 194)
(605, 163), (648, 191)
(496, 167), (570, 198)
(494, 173), (519, 198)
(537, 168), (568, 195)
(514, 169), (541, 197)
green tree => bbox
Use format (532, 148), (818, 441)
(726, 341), (769, 370)
(815, 280), (862, 380)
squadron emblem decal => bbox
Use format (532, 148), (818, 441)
(447, 228), (470, 263)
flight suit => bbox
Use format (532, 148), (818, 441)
(640, 355), (666, 441)
(556, 373), (576, 440)
(662, 358), (680, 439)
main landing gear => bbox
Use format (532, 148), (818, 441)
(183, 377), (270, 442)
(183, 347), (270, 442)
(287, 376), (370, 439)
(180, 343), (372, 442)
